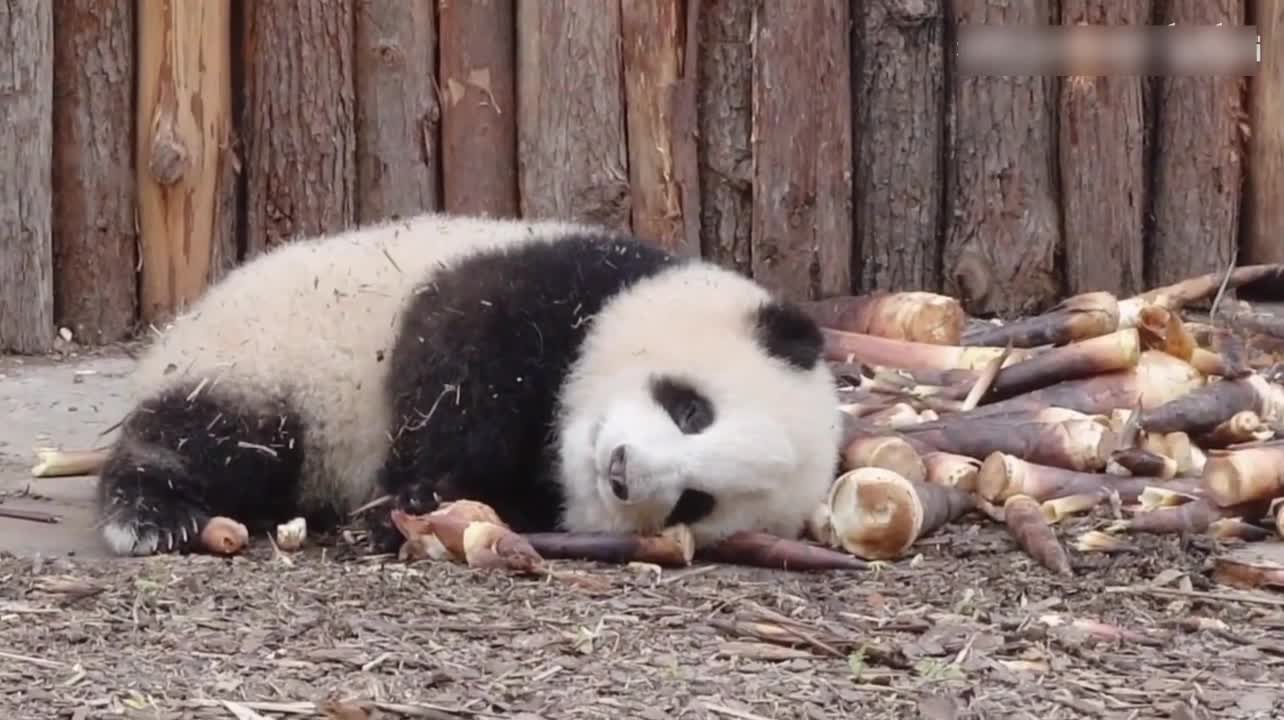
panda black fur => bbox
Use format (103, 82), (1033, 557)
(95, 213), (843, 556)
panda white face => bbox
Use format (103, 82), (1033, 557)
(553, 263), (843, 547)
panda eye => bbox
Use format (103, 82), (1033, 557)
(650, 376), (714, 435)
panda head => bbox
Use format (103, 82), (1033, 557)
(554, 262), (842, 547)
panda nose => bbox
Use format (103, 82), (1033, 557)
(608, 445), (629, 500)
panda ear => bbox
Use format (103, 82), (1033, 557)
(753, 300), (823, 371)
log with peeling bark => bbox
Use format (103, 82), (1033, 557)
(801, 292), (965, 345)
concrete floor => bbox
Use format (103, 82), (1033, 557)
(0, 350), (136, 559)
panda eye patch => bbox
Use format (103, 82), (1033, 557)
(650, 376), (714, 434)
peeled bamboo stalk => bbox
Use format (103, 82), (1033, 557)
(961, 291), (1119, 348)
(981, 328), (1141, 403)
(822, 328), (1033, 372)
(976, 451), (1202, 504)
(1201, 443), (1284, 507)
(959, 350), (1205, 419)
(840, 434), (926, 482)
(800, 291), (965, 345)
(901, 417), (1116, 472)
(824, 467), (976, 560)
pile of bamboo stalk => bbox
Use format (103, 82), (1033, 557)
(805, 264), (1284, 583)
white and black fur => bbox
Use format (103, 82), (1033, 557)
(95, 213), (843, 556)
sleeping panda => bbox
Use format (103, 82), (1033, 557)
(94, 213), (843, 556)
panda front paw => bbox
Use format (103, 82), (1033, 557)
(100, 508), (207, 556)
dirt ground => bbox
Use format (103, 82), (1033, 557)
(2, 349), (1283, 720)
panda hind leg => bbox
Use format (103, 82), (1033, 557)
(94, 384), (307, 556)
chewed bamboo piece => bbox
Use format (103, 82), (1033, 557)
(1107, 447), (1178, 479)
(961, 291), (1119, 348)
(30, 447), (109, 478)
(392, 501), (544, 573)
(922, 451), (981, 492)
(982, 328), (1140, 402)
(799, 291), (965, 345)
(824, 466), (975, 560)
(1197, 410), (1274, 448)
(201, 516), (249, 555)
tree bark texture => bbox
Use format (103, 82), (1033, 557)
(136, 0), (236, 325)
(516, 0), (631, 230)
(52, 0), (138, 344)
(243, 0), (356, 255)
(355, 0), (440, 223)
(0, 0), (54, 353)
(439, 0), (519, 218)
(621, 0), (701, 255)
(852, 0), (946, 293)
(1245, 0), (1284, 264)
(696, 0), (754, 275)
(1058, 0), (1148, 298)
(1147, 0), (1245, 288)
(944, 1), (1062, 318)
(751, 0), (854, 302)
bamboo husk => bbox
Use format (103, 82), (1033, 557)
(1106, 447), (1179, 479)
(1196, 410), (1274, 448)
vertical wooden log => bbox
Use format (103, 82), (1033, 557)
(1148, 0), (1245, 287)
(136, 0), (236, 325)
(354, 0), (440, 223)
(0, 0), (54, 353)
(516, 0), (631, 230)
(944, 1), (1062, 317)
(751, 0), (853, 302)
(1058, 1), (1148, 297)
(697, 0), (754, 275)
(852, 0), (947, 293)
(243, 0), (356, 255)
(52, 0), (138, 344)
(1246, 0), (1284, 264)
(621, 0), (701, 255)
(439, 0), (519, 218)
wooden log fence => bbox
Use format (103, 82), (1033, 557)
(0, 0), (1281, 354)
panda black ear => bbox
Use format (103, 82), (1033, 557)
(754, 300), (823, 371)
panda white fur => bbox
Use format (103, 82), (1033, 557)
(95, 212), (843, 556)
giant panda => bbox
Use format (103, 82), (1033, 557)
(94, 212), (843, 556)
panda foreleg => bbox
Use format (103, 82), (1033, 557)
(94, 384), (307, 556)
